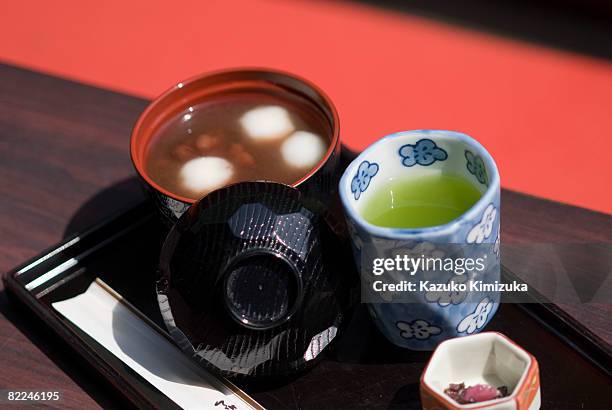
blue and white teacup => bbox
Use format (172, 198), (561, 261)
(339, 130), (500, 350)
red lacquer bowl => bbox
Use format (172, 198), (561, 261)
(130, 68), (341, 225)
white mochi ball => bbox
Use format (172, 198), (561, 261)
(240, 105), (295, 141)
(281, 131), (327, 169)
(179, 156), (234, 195)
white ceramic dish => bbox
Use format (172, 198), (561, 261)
(420, 332), (540, 409)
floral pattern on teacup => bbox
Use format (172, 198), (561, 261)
(397, 319), (442, 340)
(388, 241), (445, 271)
(465, 150), (489, 186)
(494, 230), (500, 260)
(351, 160), (379, 200)
(424, 274), (468, 307)
(466, 204), (497, 244)
(456, 297), (494, 334)
(402, 241), (445, 259)
(389, 242), (449, 284)
(399, 139), (448, 167)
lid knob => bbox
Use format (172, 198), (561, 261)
(222, 251), (302, 330)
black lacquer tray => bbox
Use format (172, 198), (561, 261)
(3, 150), (611, 409)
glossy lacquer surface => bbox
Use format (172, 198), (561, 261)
(157, 182), (355, 378)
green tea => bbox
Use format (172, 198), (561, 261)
(361, 174), (482, 228)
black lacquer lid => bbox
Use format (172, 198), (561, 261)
(157, 181), (353, 378)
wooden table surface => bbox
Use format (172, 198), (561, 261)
(0, 63), (611, 409)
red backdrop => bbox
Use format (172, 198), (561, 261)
(1, 0), (611, 213)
